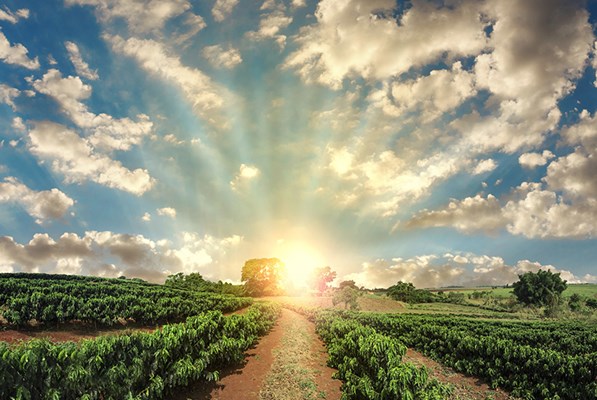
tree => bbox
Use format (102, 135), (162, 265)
(338, 280), (358, 290)
(386, 281), (437, 303)
(241, 258), (286, 296)
(512, 270), (567, 307)
(165, 272), (213, 292)
(332, 286), (360, 310)
(310, 266), (336, 296)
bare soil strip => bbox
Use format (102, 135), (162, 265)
(169, 308), (341, 400)
(259, 308), (341, 400)
(403, 348), (516, 400)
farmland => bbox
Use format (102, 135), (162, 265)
(1, 274), (596, 399)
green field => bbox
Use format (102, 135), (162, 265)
(436, 283), (597, 298)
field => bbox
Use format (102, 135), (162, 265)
(434, 283), (597, 299)
(1, 274), (596, 399)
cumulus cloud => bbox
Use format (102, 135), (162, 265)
(107, 35), (232, 130)
(0, 177), (74, 224)
(0, 31), (39, 69)
(472, 159), (497, 175)
(407, 194), (505, 234)
(0, 84), (19, 110)
(519, 150), (554, 169)
(32, 69), (153, 151)
(379, 61), (477, 122)
(0, 7), (29, 23)
(407, 182), (597, 239)
(212, 0), (238, 22)
(230, 164), (260, 192)
(157, 207), (176, 218)
(246, 5), (292, 49)
(202, 44), (242, 69)
(26, 121), (155, 196)
(0, 231), (243, 282)
(344, 253), (594, 289)
(284, 0), (487, 88)
(141, 212), (151, 222)
(65, 0), (190, 33)
(453, 0), (592, 154)
(65, 41), (99, 80)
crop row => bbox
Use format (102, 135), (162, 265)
(314, 312), (453, 399)
(0, 302), (280, 400)
(0, 274), (252, 327)
(350, 312), (597, 399)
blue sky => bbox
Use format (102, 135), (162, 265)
(1, 0), (596, 288)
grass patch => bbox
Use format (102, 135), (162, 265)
(260, 313), (321, 400)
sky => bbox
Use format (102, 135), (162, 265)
(1, 0), (597, 289)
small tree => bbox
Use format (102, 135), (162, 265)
(512, 269), (567, 307)
(241, 258), (286, 296)
(338, 280), (358, 290)
(333, 286), (360, 310)
(310, 266), (337, 296)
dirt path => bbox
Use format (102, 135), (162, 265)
(169, 308), (341, 400)
(403, 349), (516, 400)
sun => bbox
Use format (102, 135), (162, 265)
(278, 242), (325, 292)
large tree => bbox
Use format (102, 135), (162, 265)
(310, 266), (336, 296)
(512, 269), (567, 307)
(241, 258), (286, 296)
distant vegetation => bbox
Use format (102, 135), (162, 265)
(0, 273), (251, 327)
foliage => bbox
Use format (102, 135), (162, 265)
(338, 280), (358, 290)
(0, 302), (280, 399)
(386, 281), (437, 304)
(241, 258), (286, 296)
(512, 270), (567, 307)
(0, 274), (252, 327)
(165, 272), (245, 296)
(586, 298), (597, 309)
(310, 266), (336, 296)
(313, 312), (452, 399)
(332, 287), (360, 310)
(348, 312), (597, 399)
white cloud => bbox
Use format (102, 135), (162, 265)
(407, 194), (506, 234)
(65, 41), (99, 80)
(173, 13), (206, 46)
(246, 6), (292, 49)
(0, 177), (74, 224)
(107, 35), (232, 130)
(0, 231), (243, 282)
(0, 84), (19, 110)
(212, 0), (239, 22)
(383, 62), (477, 121)
(202, 44), (242, 69)
(284, 0), (487, 88)
(230, 164), (260, 192)
(141, 212), (151, 222)
(472, 159), (497, 175)
(65, 0), (190, 33)
(32, 69), (154, 151)
(0, 7), (29, 23)
(453, 0), (592, 154)
(27, 121), (155, 196)
(0, 31), (39, 69)
(519, 150), (554, 169)
(345, 253), (593, 289)
(407, 182), (597, 239)
(157, 207), (176, 218)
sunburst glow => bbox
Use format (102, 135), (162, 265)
(278, 242), (325, 291)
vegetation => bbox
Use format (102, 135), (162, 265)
(310, 266), (336, 296)
(332, 286), (361, 310)
(512, 270), (567, 307)
(0, 273), (251, 327)
(241, 258), (286, 296)
(165, 272), (245, 296)
(0, 302), (280, 399)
